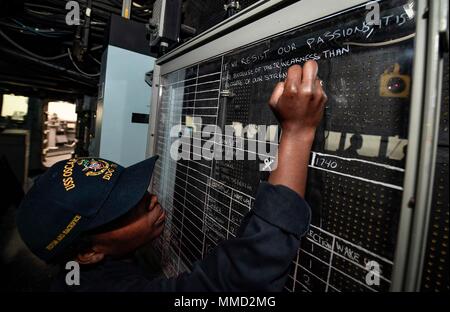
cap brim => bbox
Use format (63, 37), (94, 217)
(86, 155), (159, 230)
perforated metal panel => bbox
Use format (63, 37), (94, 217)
(152, 0), (418, 292)
(421, 53), (449, 292)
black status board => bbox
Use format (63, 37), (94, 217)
(152, 0), (416, 292)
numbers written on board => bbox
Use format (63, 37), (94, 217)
(315, 156), (338, 169)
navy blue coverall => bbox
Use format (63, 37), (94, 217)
(52, 182), (311, 291)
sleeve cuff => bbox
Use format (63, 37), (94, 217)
(252, 182), (311, 239)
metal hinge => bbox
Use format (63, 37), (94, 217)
(220, 89), (235, 98)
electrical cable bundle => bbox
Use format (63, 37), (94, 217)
(0, 0), (153, 95)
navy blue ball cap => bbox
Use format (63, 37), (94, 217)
(17, 155), (159, 262)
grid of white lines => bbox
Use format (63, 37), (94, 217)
(286, 224), (393, 292)
(153, 60), (224, 274)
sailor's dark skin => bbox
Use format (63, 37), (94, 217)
(76, 60), (326, 265)
(268, 61), (327, 197)
(76, 193), (165, 264)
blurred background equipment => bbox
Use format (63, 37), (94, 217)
(93, 14), (155, 166)
(148, 0), (183, 54)
(42, 101), (77, 167)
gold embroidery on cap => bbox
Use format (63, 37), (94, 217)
(45, 214), (82, 251)
(62, 159), (76, 191)
(77, 158), (109, 177)
(102, 164), (117, 181)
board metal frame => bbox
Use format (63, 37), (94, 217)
(146, 0), (443, 291)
